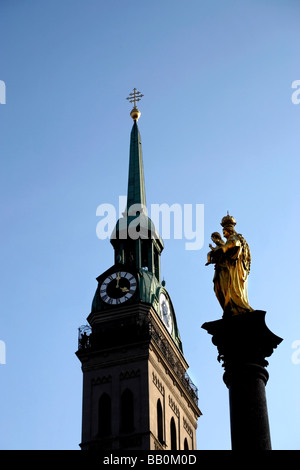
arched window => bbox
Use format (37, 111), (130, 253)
(184, 437), (189, 450)
(157, 399), (163, 444)
(98, 393), (111, 437)
(170, 417), (177, 450)
(154, 249), (159, 280)
(120, 389), (134, 433)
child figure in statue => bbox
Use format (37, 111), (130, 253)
(205, 232), (225, 266)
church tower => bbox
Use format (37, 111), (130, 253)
(76, 90), (201, 450)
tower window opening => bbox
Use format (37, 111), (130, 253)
(120, 389), (134, 434)
(141, 240), (149, 269)
(98, 393), (111, 437)
(157, 399), (164, 444)
(170, 417), (177, 450)
(124, 240), (136, 267)
(154, 249), (159, 281)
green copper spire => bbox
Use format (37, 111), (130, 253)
(111, 89), (163, 280)
(125, 88), (146, 214)
(126, 121), (146, 213)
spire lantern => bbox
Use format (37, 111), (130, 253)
(126, 88), (144, 121)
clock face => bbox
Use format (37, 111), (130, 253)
(100, 271), (137, 305)
(159, 292), (173, 334)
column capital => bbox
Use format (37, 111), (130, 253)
(202, 310), (283, 372)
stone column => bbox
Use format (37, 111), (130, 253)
(202, 310), (282, 450)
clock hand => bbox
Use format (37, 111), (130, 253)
(120, 286), (129, 293)
(116, 272), (121, 288)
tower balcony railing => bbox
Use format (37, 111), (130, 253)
(78, 324), (92, 350)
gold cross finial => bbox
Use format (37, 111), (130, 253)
(126, 88), (144, 108)
(126, 88), (144, 121)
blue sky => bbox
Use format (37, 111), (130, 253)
(0, 0), (299, 450)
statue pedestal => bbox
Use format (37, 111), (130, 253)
(202, 310), (282, 450)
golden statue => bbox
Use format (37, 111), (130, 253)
(206, 213), (253, 317)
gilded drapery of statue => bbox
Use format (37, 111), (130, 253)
(206, 214), (253, 316)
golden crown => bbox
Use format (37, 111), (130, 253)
(220, 212), (236, 228)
